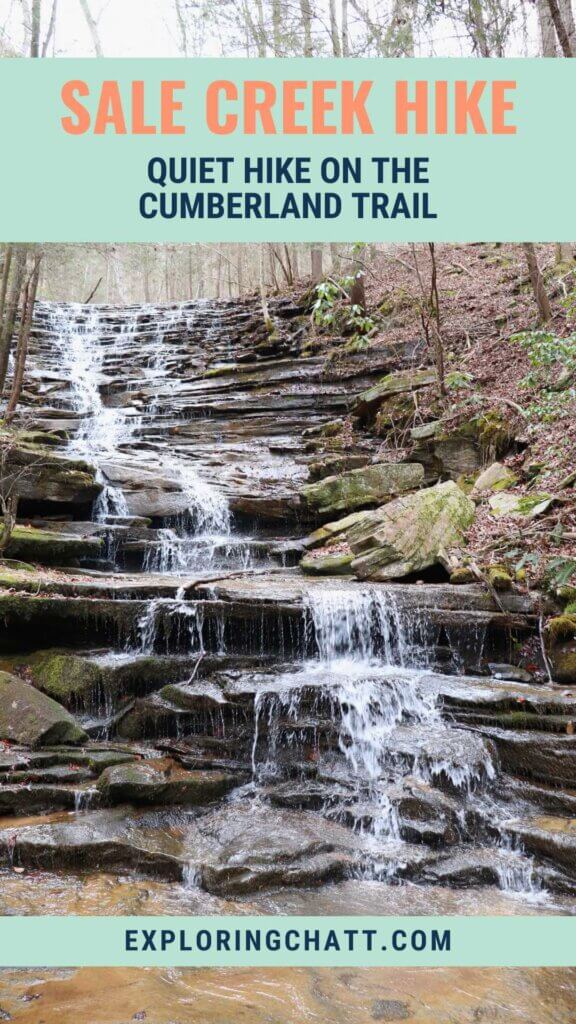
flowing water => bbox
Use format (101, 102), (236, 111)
(31, 301), (545, 896)
(5, 298), (571, 1020)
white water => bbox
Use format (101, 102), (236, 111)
(248, 585), (537, 891)
(42, 301), (240, 565)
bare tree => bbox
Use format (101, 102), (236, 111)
(328, 0), (342, 54)
(6, 253), (41, 422)
(299, 0), (313, 54)
(546, 0), (574, 55)
(78, 0), (103, 56)
(310, 246), (324, 283)
(0, 246), (27, 395)
(522, 243), (552, 322)
(30, 0), (40, 56)
(173, 0), (188, 55)
(41, 0), (58, 55)
(411, 243), (447, 399)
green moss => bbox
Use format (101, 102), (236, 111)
(545, 615), (576, 646)
(486, 564), (513, 592)
(449, 567), (475, 585)
(300, 551), (354, 575)
(550, 650), (576, 685)
(5, 525), (102, 565)
(565, 602), (576, 616)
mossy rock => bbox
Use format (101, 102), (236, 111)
(301, 462), (424, 516)
(4, 441), (102, 506)
(354, 368), (436, 424)
(300, 550), (354, 576)
(450, 567), (475, 585)
(471, 462), (518, 497)
(374, 393), (415, 438)
(546, 616), (576, 647)
(349, 480), (476, 582)
(302, 419), (345, 440)
(22, 650), (102, 705)
(5, 525), (103, 565)
(488, 492), (554, 520)
(0, 670), (87, 747)
(548, 644), (576, 685)
(97, 761), (238, 806)
(486, 564), (513, 592)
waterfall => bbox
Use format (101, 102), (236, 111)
(41, 300), (241, 569)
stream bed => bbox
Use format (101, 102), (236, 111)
(1, 299), (575, 1020)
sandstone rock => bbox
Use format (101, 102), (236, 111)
(348, 481), (475, 581)
(4, 525), (103, 566)
(488, 492), (554, 519)
(4, 440), (101, 506)
(301, 462), (424, 516)
(0, 671), (87, 747)
(354, 368), (436, 423)
(97, 760), (238, 805)
(545, 616), (576, 685)
(300, 550), (354, 575)
(471, 462), (518, 497)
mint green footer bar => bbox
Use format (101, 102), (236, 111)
(0, 916), (575, 967)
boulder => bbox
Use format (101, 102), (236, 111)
(353, 368), (436, 423)
(488, 492), (554, 519)
(96, 760), (238, 805)
(0, 671), (87, 746)
(15, 650), (102, 706)
(301, 462), (424, 517)
(348, 480), (475, 581)
(471, 462), (518, 497)
(301, 510), (368, 550)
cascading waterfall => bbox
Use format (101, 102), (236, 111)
(249, 585), (538, 892)
(41, 300), (242, 570)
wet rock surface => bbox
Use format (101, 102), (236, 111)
(0, 295), (574, 920)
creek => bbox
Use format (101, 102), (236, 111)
(1, 296), (575, 1021)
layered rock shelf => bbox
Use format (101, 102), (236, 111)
(0, 295), (575, 917)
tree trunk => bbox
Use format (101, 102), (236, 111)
(78, 0), (103, 56)
(328, 0), (342, 55)
(30, 0), (41, 57)
(349, 271), (366, 313)
(259, 247), (273, 333)
(310, 245), (323, 283)
(173, 0), (188, 55)
(42, 0), (58, 56)
(0, 493), (18, 555)
(522, 243), (553, 322)
(254, 0), (267, 56)
(560, 0), (576, 52)
(0, 247), (27, 395)
(272, 0), (282, 54)
(0, 246), (13, 328)
(341, 0), (349, 54)
(299, 0), (313, 55)
(468, 0), (491, 56)
(428, 243), (446, 398)
(546, 0), (574, 55)
(538, 0), (558, 53)
(6, 255), (41, 422)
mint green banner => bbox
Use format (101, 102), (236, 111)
(0, 916), (575, 967)
(0, 57), (573, 242)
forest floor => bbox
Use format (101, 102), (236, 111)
(300, 241), (576, 592)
